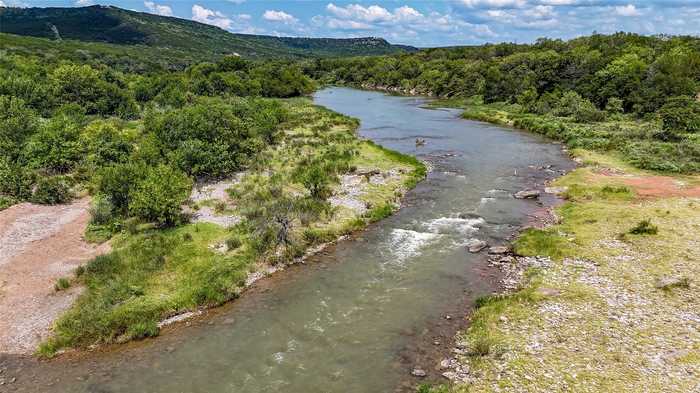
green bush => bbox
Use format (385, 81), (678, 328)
(629, 219), (658, 235)
(23, 115), (83, 174)
(95, 162), (147, 214)
(658, 96), (700, 133)
(89, 196), (115, 225)
(55, 277), (71, 291)
(0, 95), (38, 159)
(31, 176), (73, 205)
(0, 157), (34, 200)
(128, 164), (193, 226)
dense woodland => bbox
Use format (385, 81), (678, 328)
(310, 33), (700, 172)
(0, 49), (314, 217)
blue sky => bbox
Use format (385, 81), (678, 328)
(3, 0), (700, 46)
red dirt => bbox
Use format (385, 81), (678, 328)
(622, 176), (700, 198)
(0, 198), (109, 354)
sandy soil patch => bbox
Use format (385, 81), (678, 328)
(0, 199), (109, 354)
(621, 175), (700, 198)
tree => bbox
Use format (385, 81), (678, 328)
(95, 162), (147, 214)
(658, 96), (700, 133)
(0, 95), (38, 160)
(128, 164), (192, 226)
(23, 115), (83, 174)
(294, 163), (335, 200)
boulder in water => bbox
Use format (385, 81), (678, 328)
(514, 190), (540, 199)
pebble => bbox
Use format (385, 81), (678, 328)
(411, 368), (427, 377)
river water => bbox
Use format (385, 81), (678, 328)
(2, 88), (573, 393)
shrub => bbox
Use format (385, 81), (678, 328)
(23, 115), (83, 174)
(54, 277), (71, 291)
(294, 162), (336, 200)
(605, 97), (624, 114)
(31, 177), (73, 205)
(89, 196), (115, 225)
(125, 321), (159, 340)
(628, 219), (658, 235)
(225, 236), (242, 250)
(0, 157), (34, 200)
(128, 164), (193, 226)
(658, 96), (700, 133)
(95, 162), (147, 214)
(0, 95), (38, 159)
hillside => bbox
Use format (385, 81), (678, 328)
(0, 5), (415, 60)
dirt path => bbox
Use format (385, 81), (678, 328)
(0, 199), (109, 355)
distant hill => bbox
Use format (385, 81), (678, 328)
(0, 5), (415, 60)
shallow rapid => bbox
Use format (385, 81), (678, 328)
(4, 88), (573, 393)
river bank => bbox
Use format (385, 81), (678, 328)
(8, 98), (425, 358)
(416, 99), (700, 391)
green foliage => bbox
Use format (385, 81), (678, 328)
(23, 115), (83, 174)
(31, 176), (73, 205)
(95, 163), (147, 214)
(55, 277), (71, 291)
(0, 157), (34, 200)
(658, 96), (700, 133)
(128, 164), (192, 226)
(146, 98), (285, 178)
(0, 95), (38, 159)
(514, 228), (571, 260)
(294, 162), (336, 200)
(89, 196), (115, 225)
(628, 219), (658, 235)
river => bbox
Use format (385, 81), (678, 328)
(1, 87), (573, 393)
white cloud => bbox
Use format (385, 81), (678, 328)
(263, 10), (298, 24)
(75, 0), (94, 5)
(0, 0), (6, 6)
(615, 4), (641, 17)
(192, 4), (231, 29)
(538, 0), (577, 4)
(326, 3), (393, 23)
(326, 18), (373, 30)
(524, 5), (555, 19)
(144, 1), (172, 17)
(394, 6), (423, 21)
(458, 0), (526, 8)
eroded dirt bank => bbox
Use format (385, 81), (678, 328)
(0, 198), (109, 355)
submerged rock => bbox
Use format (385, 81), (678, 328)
(466, 239), (488, 253)
(514, 190), (541, 199)
(488, 246), (510, 255)
(411, 368), (427, 377)
(544, 186), (568, 195)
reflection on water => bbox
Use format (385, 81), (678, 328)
(5, 88), (573, 393)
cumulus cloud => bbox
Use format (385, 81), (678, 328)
(144, 1), (172, 17)
(326, 3), (394, 23)
(192, 4), (231, 29)
(75, 0), (94, 5)
(615, 4), (641, 17)
(458, 0), (526, 8)
(263, 10), (298, 24)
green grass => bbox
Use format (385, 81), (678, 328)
(514, 228), (572, 260)
(432, 100), (700, 175)
(40, 99), (426, 356)
(454, 152), (700, 392)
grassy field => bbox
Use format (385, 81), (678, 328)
(423, 149), (699, 392)
(39, 99), (425, 356)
